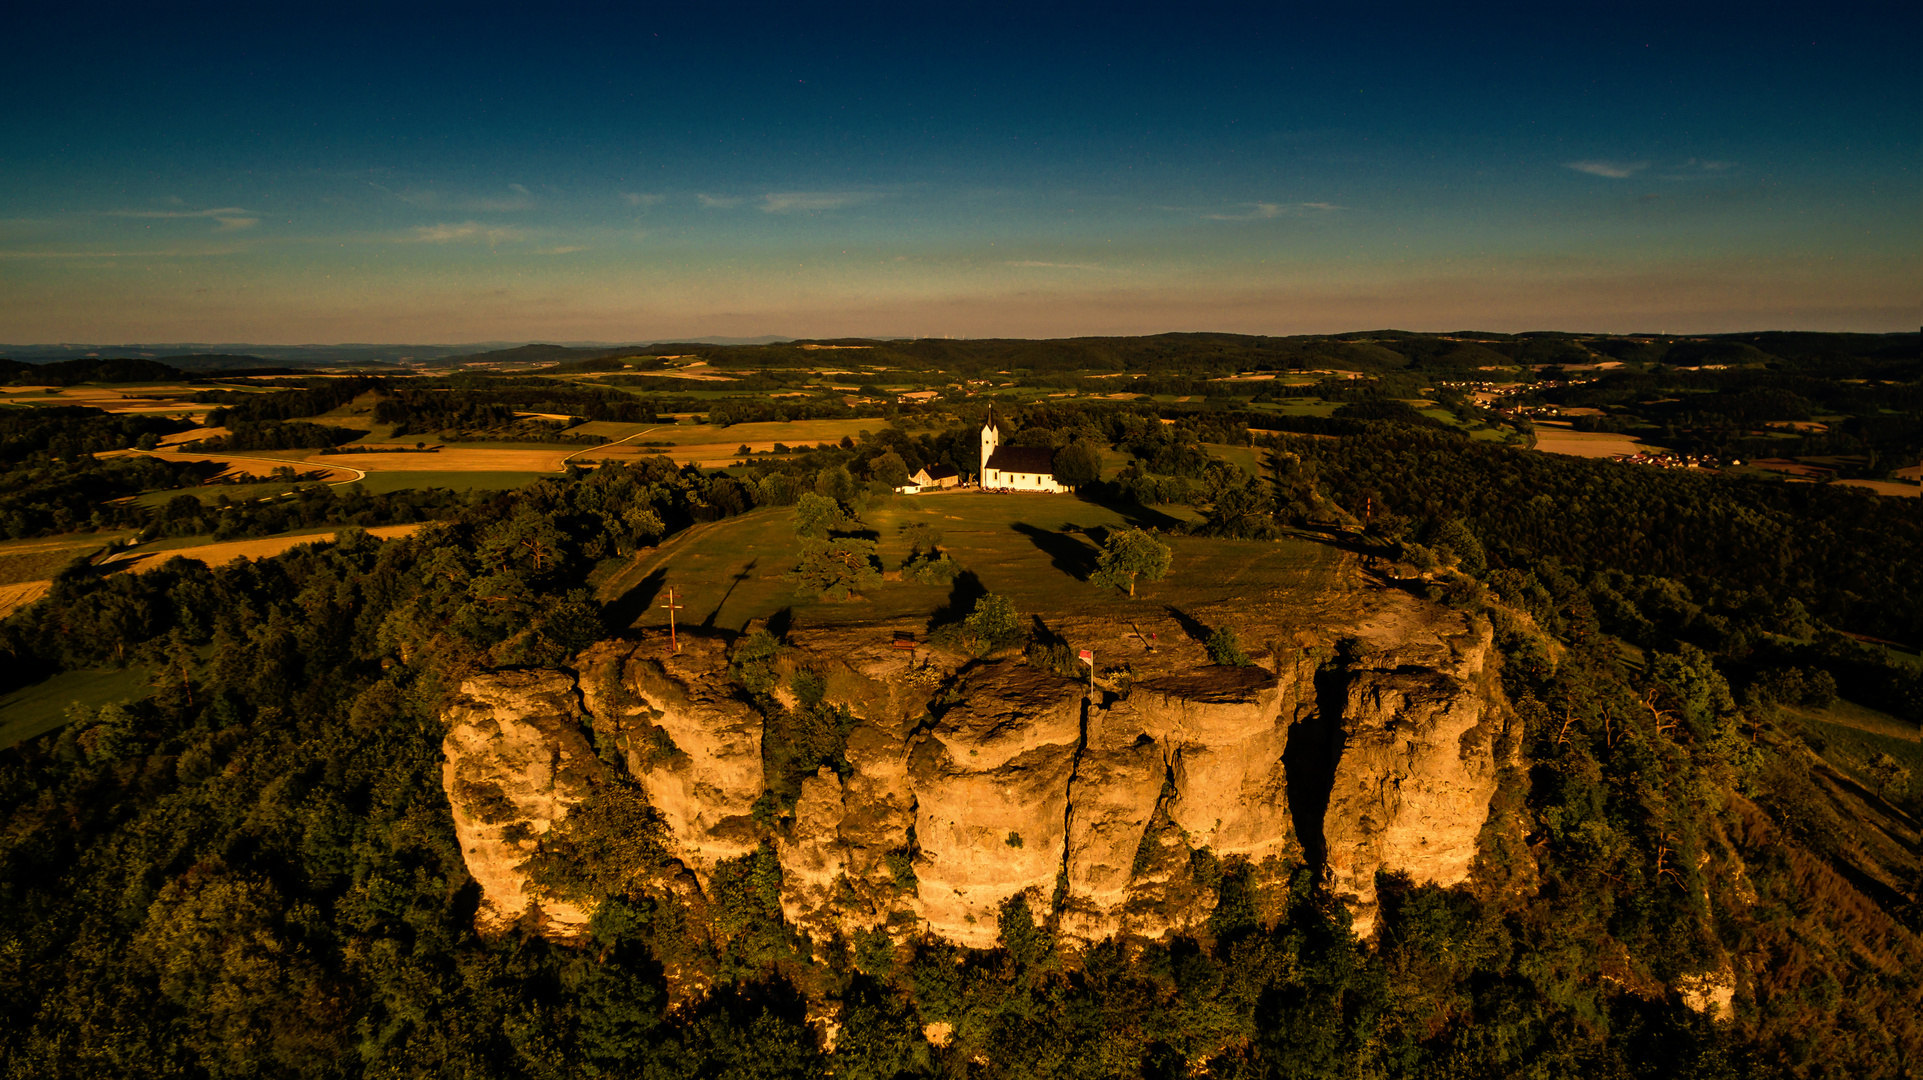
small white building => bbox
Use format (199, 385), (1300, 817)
(910, 464), (962, 489)
(979, 412), (1064, 492)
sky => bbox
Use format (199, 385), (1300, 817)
(2, 2), (1917, 344)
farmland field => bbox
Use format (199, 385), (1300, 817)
(355, 470), (551, 494)
(1532, 426), (1665, 459)
(105, 523), (424, 573)
(0, 581), (51, 620)
(294, 446), (573, 473)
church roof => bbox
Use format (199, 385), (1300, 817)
(986, 445), (1055, 475)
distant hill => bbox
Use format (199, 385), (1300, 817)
(156, 353), (283, 372)
(0, 357), (188, 385)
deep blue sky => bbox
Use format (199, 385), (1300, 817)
(2, 2), (1916, 342)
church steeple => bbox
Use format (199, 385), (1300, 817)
(979, 409), (1001, 482)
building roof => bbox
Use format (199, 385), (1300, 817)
(986, 445), (1055, 475)
(922, 464), (960, 480)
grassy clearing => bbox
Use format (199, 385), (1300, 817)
(1202, 443), (1264, 477)
(599, 493), (1343, 636)
(0, 666), (153, 749)
(1785, 699), (1920, 743)
(355, 470), (549, 494)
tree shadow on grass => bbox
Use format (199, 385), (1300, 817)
(1078, 493), (1188, 532)
(928, 570), (988, 631)
(1012, 522), (1099, 582)
(604, 567), (667, 631)
(702, 559), (758, 628)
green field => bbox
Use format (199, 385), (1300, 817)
(672, 418), (882, 447)
(598, 494), (1345, 637)
(1202, 443), (1264, 476)
(356, 471), (550, 494)
(0, 666), (153, 749)
(131, 481), (306, 507)
(0, 532), (132, 585)
(1248, 400), (1340, 419)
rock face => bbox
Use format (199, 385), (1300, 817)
(1318, 619), (1507, 934)
(909, 661), (1086, 948)
(442, 587), (1517, 948)
(577, 638), (764, 881)
(441, 670), (604, 937)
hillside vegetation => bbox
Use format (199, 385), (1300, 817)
(0, 332), (1916, 1077)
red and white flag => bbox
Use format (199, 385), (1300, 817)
(1077, 649), (1093, 666)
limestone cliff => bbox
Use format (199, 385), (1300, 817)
(441, 581), (1519, 948)
(441, 670), (603, 937)
(576, 637), (764, 881)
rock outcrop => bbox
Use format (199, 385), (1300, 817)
(577, 638), (764, 881)
(441, 670), (603, 936)
(1319, 618), (1507, 933)
(442, 583), (1518, 949)
(909, 661), (1086, 948)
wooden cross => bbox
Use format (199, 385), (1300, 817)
(660, 588), (685, 653)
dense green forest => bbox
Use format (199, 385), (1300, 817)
(0, 338), (1918, 1077)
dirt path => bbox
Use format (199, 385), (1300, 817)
(564, 426), (661, 465)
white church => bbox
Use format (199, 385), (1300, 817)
(978, 411), (1065, 492)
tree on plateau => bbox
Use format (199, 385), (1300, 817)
(1090, 527), (1172, 597)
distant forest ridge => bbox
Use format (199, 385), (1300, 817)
(1, 329), (1916, 383)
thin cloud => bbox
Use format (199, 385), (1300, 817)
(536, 245), (588, 255)
(697, 194), (743, 209)
(404, 221), (528, 244)
(1205, 201), (1342, 221)
(1659, 158), (1739, 180)
(621, 192), (663, 207)
(109, 206), (260, 230)
(374, 183), (532, 212)
(760, 191), (874, 213)
(1565, 160), (1648, 179)
(1006, 260), (1105, 271)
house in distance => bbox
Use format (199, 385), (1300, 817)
(979, 411), (1065, 492)
(909, 464), (962, 489)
